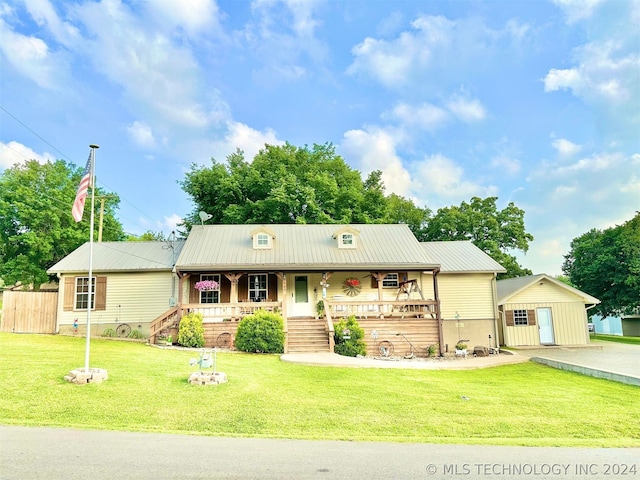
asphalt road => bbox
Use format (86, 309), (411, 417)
(1, 426), (638, 480)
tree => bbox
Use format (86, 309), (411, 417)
(563, 213), (640, 317)
(421, 196), (534, 278)
(179, 143), (389, 227)
(0, 159), (124, 288)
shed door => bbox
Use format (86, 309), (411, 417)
(537, 308), (555, 345)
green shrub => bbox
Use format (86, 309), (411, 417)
(178, 312), (205, 348)
(128, 329), (144, 339)
(235, 310), (284, 354)
(333, 315), (367, 357)
(427, 343), (439, 357)
(101, 328), (116, 337)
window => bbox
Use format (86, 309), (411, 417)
(75, 277), (96, 310)
(341, 233), (353, 245)
(256, 233), (269, 246)
(249, 274), (268, 301)
(382, 273), (399, 288)
(200, 274), (220, 304)
(513, 309), (529, 326)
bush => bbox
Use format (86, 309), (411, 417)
(178, 312), (205, 348)
(235, 310), (285, 354)
(128, 329), (144, 339)
(333, 315), (367, 357)
(101, 328), (116, 337)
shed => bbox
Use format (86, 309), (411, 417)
(496, 274), (600, 347)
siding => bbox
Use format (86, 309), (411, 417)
(437, 273), (496, 320)
(57, 271), (177, 336)
(507, 281), (585, 304)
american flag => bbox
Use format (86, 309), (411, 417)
(71, 151), (93, 222)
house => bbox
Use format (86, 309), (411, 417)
(47, 224), (507, 356)
(47, 240), (184, 337)
(590, 314), (623, 336)
(496, 274), (600, 347)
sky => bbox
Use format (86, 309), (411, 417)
(1, 0), (638, 276)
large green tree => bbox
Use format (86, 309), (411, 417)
(562, 212), (640, 317)
(421, 196), (534, 278)
(0, 159), (124, 288)
(179, 143), (389, 226)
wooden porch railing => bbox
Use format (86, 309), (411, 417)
(326, 299), (438, 319)
(181, 300), (281, 321)
(322, 298), (335, 353)
(148, 306), (179, 344)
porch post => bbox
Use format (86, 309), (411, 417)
(224, 273), (242, 303)
(432, 268), (444, 356)
(177, 272), (190, 320)
(275, 272), (288, 353)
(372, 272), (387, 317)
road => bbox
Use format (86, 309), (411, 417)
(1, 426), (638, 480)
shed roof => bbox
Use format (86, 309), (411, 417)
(496, 274), (600, 305)
(420, 241), (506, 273)
(47, 240), (185, 274)
(175, 224), (439, 271)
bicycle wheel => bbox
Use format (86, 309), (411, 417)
(116, 323), (131, 337)
(378, 340), (394, 357)
(216, 332), (232, 349)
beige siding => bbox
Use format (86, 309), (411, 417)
(57, 271), (177, 336)
(437, 273), (496, 320)
(442, 319), (497, 352)
(502, 301), (590, 346)
(508, 281), (585, 304)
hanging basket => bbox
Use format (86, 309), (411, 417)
(342, 277), (362, 297)
(195, 280), (219, 292)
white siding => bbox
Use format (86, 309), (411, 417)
(56, 271), (177, 336)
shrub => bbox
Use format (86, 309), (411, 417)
(333, 315), (367, 357)
(427, 343), (439, 357)
(128, 329), (144, 339)
(101, 328), (116, 337)
(178, 312), (205, 348)
(235, 310), (285, 354)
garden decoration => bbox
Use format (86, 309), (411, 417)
(188, 348), (228, 386)
(342, 277), (361, 296)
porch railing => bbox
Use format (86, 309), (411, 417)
(181, 300), (281, 321)
(326, 298), (438, 318)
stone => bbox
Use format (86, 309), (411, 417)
(188, 371), (228, 386)
(473, 346), (489, 357)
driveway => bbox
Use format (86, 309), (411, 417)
(515, 340), (640, 386)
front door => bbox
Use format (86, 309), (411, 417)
(537, 307), (555, 345)
(290, 275), (311, 317)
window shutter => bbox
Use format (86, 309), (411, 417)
(268, 274), (277, 301)
(505, 310), (514, 326)
(63, 276), (75, 311)
(95, 276), (107, 311)
(370, 274), (378, 289)
(220, 276), (230, 303)
(238, 275), (248, 301)
(527, 309), (536, 326)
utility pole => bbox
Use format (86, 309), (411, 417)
(95, 195), (116, 242)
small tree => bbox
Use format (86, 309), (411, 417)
(235, 310), (285, 354)
(178, 312), (205, 348)
(333, 315), (367, 357)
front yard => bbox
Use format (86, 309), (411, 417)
(0, 333), (638, 447)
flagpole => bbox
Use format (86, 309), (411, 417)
(84, 144), (99, 372)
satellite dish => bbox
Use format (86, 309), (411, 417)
(198, 211), (213, 224)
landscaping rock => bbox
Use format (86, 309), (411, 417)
(473, 346), (489, 357)
(188, 371), (228, 386)
(65, 368), (108, 385)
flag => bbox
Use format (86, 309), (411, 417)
(72, 151), (93, 222)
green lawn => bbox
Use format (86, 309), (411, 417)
(591, 333), (640, 345)
(1, 333), (638, 447)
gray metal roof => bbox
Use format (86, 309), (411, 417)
(420, 241), (506, 273)
(497, 274), (600, 304)
(175, 224), (439, 271)
(47, 240), (185, 274)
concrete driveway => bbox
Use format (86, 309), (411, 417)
(515, 340), (640, 386)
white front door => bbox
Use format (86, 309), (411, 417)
(537, 307), (555, 345)
(290, 275), (312, 317)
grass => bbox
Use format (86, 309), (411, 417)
(591, 333), (640, 345)
(1, 333), (638, 447)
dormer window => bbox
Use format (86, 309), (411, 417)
(251, 227), (275, 249)
(334, 226), (359, 249)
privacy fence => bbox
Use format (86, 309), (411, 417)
(0, 291), (58, 334)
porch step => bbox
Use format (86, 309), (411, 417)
(287, 317), (331, 353)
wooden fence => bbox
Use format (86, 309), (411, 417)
(0, 291), (58, 333)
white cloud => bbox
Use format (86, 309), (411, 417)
(143, 0), (222, 38)
(23, 0), (79, 46)
(340, 127), (412, 197)
(126, 121), (157, 149)
(552, 138), (582, 157)
(447, 95), (486, 123)
(160, 213), (183, 233)
(551, 0), (604, 24)
(383, 102), (449, 131)
(490, 155), (521, 176)
(0, 141), (54, 169)
(210, 121), (283, 162)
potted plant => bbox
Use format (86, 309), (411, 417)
(455, 342), (467, 357)
(166, 335), (173, 346)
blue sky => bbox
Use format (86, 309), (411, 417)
(1, 0), (638, 276)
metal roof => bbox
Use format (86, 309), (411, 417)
(496, 274), (600, 304)
(47, 240), (185, 274)
(420, 241), (506, 273)
(175, 224), (439, 271)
